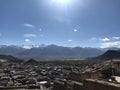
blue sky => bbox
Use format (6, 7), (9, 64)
(0, 0), (120, 48)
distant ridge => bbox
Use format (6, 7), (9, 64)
(0, 55), (23, 62)
(93, 50), (120, 60)
(24, 59), (38, 65)
(0, 45), (104, 60)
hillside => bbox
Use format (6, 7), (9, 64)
(0, 55), (23, 62)
(93, 50), (120, 60)
(24, 59), (38, 65)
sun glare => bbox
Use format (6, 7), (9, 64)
(52, 0), (70, 5)
(57, 0), (69, 4)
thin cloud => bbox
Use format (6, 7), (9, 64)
(73, 29), (78, 32)
(22, 45), (32, 49)
(24, 23), (34, 28)
(68, 40), (72, 42)
(88, 38), (97, 41)
(75, 25), (80, 29)
(39, 28), (42, 31)
(25, 39), (31, 43)
(100, 41), (120, 48)
(99, 38), (110, 42)
(53, 16), (70, 23)
(112, 37), (120, 40)
(24, 34), (37, 38)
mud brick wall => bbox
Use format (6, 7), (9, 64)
(69, 72), (102, 82)
(83, 79), (96, 90)
(53, 80), (66, 90)
(74, 82), (83, 90)
(84, 79), (120, 90)
(53, 79), (120, 90)
(66, 82), (74, 90)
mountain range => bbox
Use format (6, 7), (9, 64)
(0, 45), (119, 60)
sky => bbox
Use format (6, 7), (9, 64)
(0, 0), (120, 48)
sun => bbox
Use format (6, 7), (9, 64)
(52, 0), (70, 5)
(57, 0), (69, 4)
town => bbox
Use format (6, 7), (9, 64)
(0, 58), (120, 90)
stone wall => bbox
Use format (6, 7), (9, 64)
(69, 71), (102, 82)
(84, 79), (120, 90)
(74, 82), (83, 90)
(53, 79), (120, 90)
(53, 80), (66, 90)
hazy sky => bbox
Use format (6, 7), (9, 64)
(0, 0), (120, 48)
